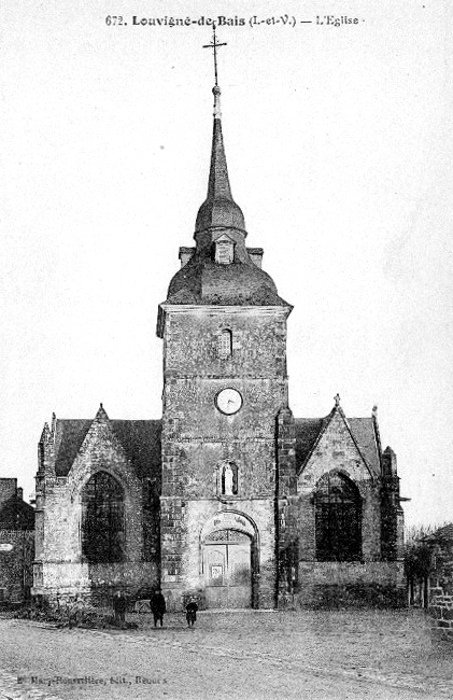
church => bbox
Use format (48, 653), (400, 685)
(32, 52), (405, 610)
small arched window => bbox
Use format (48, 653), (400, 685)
(314, 471), (362, 562)
(217, 329), (233, 359)
(221, 462), (238, 496)
(81, 471), (125, 563)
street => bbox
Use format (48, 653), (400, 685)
(0, 609), (451, 699)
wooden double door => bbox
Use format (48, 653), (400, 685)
(203, 529), (252, 609)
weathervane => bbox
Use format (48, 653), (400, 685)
(203, 27), (227, 87)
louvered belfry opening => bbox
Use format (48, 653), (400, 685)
(82, 471), (125, 563)
(217, 329), (233, 359)
(314, 471), (362, 562)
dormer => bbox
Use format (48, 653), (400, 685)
(214, 233), (235, 265)
(179, 247), (195, 268)
(247, 247), (263, 269)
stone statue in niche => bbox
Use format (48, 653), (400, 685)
(224, 463), (234, 495)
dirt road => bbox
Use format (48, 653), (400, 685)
(0, 609), (451, 700)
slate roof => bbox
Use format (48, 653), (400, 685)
(294, 415), (381, 476)
(294, 419), (326, 467)
(54, 420), (92, 476)
(0, 495), (34, 531)
(110, 420), (162, 482)
(348, 418), (381, 475)
(161, 91), (291, 310)
(165, 257), (289, 307)
(195, 117), (246, 233)
(52, 412), (381, 481)
(53, 419), (162, 480)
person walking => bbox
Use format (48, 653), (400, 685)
(185, 600), (198, 627)
(113, 590), (127, 628)
(150, 588), (166, 628)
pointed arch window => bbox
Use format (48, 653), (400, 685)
(81, 471), (125, 563)
(217, 329), (233, 359)
(314, 472), (362, 562)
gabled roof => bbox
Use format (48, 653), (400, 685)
(54, 417), (162, 480)
(348, 418), (381, 475)
(0, 495), (34, 530)
(295, 409), (382, 478)
(110, 420), (162, 481)
(295, 419), (326, 467)
(54, 419), (92, 476)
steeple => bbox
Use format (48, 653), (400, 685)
(157, 33), (291, 324)
(196, 32), (245, 235)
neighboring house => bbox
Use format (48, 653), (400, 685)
(0, 478), (35, 603)
(32, 72), (406, 610)
(425, 524), (453, 597)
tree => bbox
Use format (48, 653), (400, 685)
(404, 524), (440, 607)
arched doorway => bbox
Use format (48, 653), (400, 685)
(201, 512), (258, 609)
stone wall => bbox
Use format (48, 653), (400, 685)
(297, 410), (382, 561)
(0, 479), (17, 507)
(291, 408), (406, 608)
(160, 499), (277, 611)
(380, 448), (403, 560)
(430, 593), (453, 639)
(0, 529), (34, 602)
(276, 407), (298, 599)
(160, 305), (289, 606)
(33, 561), (157, 605)
(33, 411), (160, 603)
(297, 561), (406, 608)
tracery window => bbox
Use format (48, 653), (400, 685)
(314, 471), (362, 561)
(217, 329), (233, 359)
(81, 471), (125, 563)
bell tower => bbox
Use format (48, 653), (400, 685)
(157, 34), (292, 609)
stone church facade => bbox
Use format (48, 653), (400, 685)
(32, 80), (405, 610)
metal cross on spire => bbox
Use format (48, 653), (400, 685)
(203, 28), (227, 86)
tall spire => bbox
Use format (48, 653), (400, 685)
(196, 31), (245, 234)
(160, 35), (291, 320)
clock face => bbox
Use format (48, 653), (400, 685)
(215, 388), (243, 415)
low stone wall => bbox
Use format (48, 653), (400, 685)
(429, 593), (453, 639)
(32, 560), (158, 607)
(296, 560), (406, 608)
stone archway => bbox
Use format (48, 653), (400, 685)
(200, 512), (259, 609)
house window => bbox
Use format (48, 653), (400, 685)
(217, 329), (233, 359)
(81, 471), (125, 563)
(314, 471), (362, 561)
(221, 462), (238, 496)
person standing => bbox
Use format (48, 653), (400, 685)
(150, 588), (166, 628)
(185, 600), (198, 628)
(113, 590), (127, 627)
